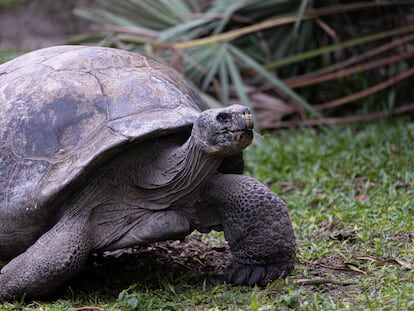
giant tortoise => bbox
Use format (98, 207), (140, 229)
(0, 45), (296, 300)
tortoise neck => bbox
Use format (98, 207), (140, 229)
(165, 134), (223, 191)
(123, 134), (223, 210)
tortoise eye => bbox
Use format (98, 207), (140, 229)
(216, 113), (231, 123)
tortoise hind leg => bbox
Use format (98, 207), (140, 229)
(0, 219), (91, 300)
(203, 173), (296, 286)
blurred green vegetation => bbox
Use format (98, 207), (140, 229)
(0, 0), (27, 10)
(0, 49), (19, 63)
(71, 0), (414, 128)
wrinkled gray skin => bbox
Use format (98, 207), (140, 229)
(0, 46), (295, 300)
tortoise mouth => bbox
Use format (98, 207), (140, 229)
(219, 129), (253, 150)
(222, 110), (253, 132)
(232, 129), (253, 147)
(240, 111), (253, 130)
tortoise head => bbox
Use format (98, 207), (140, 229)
(193, 104), (254, 155)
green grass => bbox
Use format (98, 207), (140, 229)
(245, 118), (414, 310)
(1, 118), (413, 310)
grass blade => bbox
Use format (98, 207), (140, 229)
(211, 1), (246, 35)
(160, 18), (215, 41)
(294, 0), (311, 34)
(201, 44), (227, 91)
(129, 0), (181, 26)
(219, 54), (230, 105)
(224, 48), (251, 108)
(159, 0), (192, 16)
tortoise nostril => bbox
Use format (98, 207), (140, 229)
(217, 113), (231, 123)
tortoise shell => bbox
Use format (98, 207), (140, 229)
(0, 45), (208, 216)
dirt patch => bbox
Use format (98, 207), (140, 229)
(62, 234), (231, 298)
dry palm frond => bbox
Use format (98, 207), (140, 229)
(73, 0), (414, 128)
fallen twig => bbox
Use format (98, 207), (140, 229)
(314, 66), (414, 110)
(292, 278), (357, 286)
(285, 33), (414, 85)
(285, 50), (414, 89)
(272, 103), (414, 128)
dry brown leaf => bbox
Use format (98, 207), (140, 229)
(357, 256), (413, 269)
(328, 230), (357, 242)
(345, 263), (366, 274)
(356, 194), (369, 201)
(71, 307), (105, 311)
(393, 258), (413, 270)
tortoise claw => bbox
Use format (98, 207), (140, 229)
(225, 262), (287, 287)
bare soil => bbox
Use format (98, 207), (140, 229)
(61, 235), (231, 298)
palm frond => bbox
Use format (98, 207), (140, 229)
(72, 0), (414, 128)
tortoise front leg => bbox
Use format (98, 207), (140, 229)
(0, 219), (91, 300)
(203, 173), (296, 286)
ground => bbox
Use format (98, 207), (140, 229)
(65, 234), (230, 298)
(2, 118), (412, 310)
